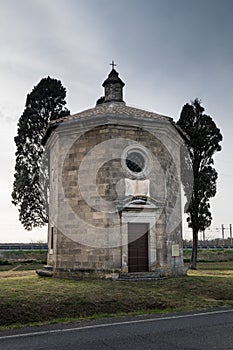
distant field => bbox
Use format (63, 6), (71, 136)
(183, 248), (233, 263)
(0, 249), (47, 260)
(1, 249), (233, 272)
(0, 263), (45, 272)
(0, 249), (47, 272)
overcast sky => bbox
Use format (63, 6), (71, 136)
(0, 0), (233, 242)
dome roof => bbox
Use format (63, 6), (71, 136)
(102, 68), (125, 88)
(49, 102), (172, 125)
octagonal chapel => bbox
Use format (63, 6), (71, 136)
(42, 65), (186, 279)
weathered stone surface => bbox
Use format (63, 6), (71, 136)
(45, 70), (186, 279)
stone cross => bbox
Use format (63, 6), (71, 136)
(110, 60), (117, 69)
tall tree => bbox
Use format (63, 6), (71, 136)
(177, 99), (222, 269)
(12, 76), (70, 230)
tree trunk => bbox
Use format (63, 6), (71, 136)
(190, 228), (198, 269)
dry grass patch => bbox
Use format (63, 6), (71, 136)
(0, 270), (35, 279)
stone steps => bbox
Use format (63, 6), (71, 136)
(118, 272), (166, 281)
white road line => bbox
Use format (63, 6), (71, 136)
(0, 308), (232, 340)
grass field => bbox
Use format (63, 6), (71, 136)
(183, 248), (233, 263)
(0, 262), (233, 329)
(0, 249), (232, 329)
(0, 249), (46, 274)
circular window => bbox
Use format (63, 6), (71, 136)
(121, 144), (153, 178)
(126, 151), (145, 173)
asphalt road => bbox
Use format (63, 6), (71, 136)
(0, 309), (233, 349)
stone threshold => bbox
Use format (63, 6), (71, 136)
(118, 272), (167, 281)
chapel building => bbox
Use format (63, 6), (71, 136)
(42, 65), (186, 279)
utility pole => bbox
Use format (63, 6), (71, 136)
(230, 224), (232, 246)
(221, 224), (225, 246)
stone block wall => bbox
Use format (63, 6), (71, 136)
(47, 118), (185, 277)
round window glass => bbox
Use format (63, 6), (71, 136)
(125, 151), (145, 173)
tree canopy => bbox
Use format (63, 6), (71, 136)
(177, 98), (222, 269)
(12, 76), (70, 230)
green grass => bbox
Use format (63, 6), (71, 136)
(0, 249), (230, 273)
(0, 263), (45, 272)
(0, 264), (233, 329)
(194, 262), (233, 270)
(183, 249), (233, 263)
(2, 250), (47, 257)
(0, 249), (47, 272)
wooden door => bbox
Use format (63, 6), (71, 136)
(128, 223), (149, 272)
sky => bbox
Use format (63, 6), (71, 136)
(0, 0), (233, 242)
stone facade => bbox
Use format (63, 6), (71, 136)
(43, 68), (186, 279)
